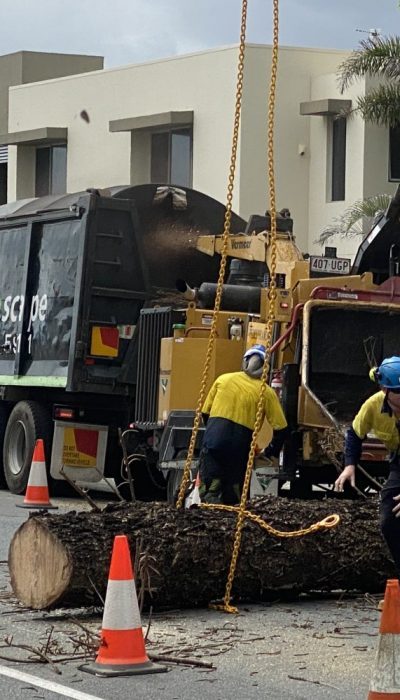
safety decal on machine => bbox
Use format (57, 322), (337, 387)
(90, 326), (119, 357)
(62, 428), (99, 468)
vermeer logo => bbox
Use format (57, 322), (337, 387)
(231, 241), (251, 250)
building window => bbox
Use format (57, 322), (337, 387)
(0, 146), (7, 205)
(389, 125), (400, 181)
(35, 145), (67, 197)
(330, 117), (346, 201)
(150, 128), (192, 187)
(0, 163), (7, 205)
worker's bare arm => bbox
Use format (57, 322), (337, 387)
(334, 465), (356, 492)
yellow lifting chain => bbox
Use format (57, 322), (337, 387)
(200, 503), (340, 539)
(207, 0), (340, 614)
(175, 0), (249, 510)
(212, 0), (283, 615)
(176, 0), (341, 613)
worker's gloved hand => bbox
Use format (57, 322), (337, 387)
(392, 494), (400, 518)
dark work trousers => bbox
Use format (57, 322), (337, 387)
(200, 417), (253, 505)
(380, 470), (400, 578)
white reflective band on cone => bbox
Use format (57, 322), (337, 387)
(27, 462), (47, 486)
(369, 634), (400, 694)
(102, 579), (142, 630)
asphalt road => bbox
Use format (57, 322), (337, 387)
(0, 490), (382, 699)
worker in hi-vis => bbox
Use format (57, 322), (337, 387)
(199, 344), (288, 505)
(335, 356), (400, 577)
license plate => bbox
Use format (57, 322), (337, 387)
(310, 256), (351, 275)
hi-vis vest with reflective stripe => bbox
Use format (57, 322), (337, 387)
(352, 391), (400, 452)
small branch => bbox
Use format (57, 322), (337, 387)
(87, 573), (105, 606)
(144, 606), (153, 642)
(43, 625), (54, 656)
(60, 468), (102, 512)
(0, 652), (43, 664)
(1, 641), (61, 675)
(288, 675), (339, 691)
(148, 653), (215, 669)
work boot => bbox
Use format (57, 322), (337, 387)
(199, 478), (223, 504)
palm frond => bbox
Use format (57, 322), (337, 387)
(339, 36), (400, 91)
(354, 84), (400, 126)
(316, 194), (392, 245)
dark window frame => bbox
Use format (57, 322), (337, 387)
(35, 144), (67, 197)
(150, 127), (193, 187)
(330, 116), (346, 202)
(389, 125), (400, 182)
(0, 162), (7, 205)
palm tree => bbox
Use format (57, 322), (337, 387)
(318, 36), (400, 244)
(318, 193), (392, 244)
(338, 35), (400, 126)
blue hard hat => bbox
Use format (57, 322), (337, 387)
(243, 344), (266, 361)
(374, 356), (400, 389)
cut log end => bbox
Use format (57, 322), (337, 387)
(9, 517), (73, 609)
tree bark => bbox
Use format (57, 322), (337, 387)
(8, 496), (394, 610)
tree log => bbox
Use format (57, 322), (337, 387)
(8, 496), (394, 610)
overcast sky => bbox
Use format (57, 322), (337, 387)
(0, 0), (399, 68)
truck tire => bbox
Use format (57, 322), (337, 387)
(0, 403), (11, 487)
(3, 401), (53, 495)
(167, 468), (184, 504)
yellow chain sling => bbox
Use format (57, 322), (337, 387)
(176, 0), (340, 613)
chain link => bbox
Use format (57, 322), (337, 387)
(200, 502), (340, 537)
(176, 0), (249, 509)
(219, 0), (281, 614)
(203, 504), (340, 613)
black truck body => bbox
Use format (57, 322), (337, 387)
(0, 185), (246, 495)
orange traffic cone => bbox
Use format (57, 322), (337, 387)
(185, 471), (201, 509)
(81, 535), (167, 677)
(368, 579), (400, 698)
(17, 439), (57, 510)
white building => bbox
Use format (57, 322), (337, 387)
(0, 44), (397, 259)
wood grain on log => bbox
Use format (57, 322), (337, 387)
(8, 496), (394, 610)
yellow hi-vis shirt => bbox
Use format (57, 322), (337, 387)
(202, 371), (287, 432)
(352, 390), (400, 452)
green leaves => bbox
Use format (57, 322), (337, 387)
(355, 84), (400, 126)
(317, 194), (392, 244)
(339, 36), (400, 90)
(338, 36), (400, 127)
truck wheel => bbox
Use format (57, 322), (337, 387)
(0, 403), (11, 487)
(167, 469), (184, 504)
(3, 401), (52, 495)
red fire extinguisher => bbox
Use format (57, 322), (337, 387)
(271, 369), (283, 400)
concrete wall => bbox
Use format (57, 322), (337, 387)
(0, 51), (103, 135)
(306, 72), (398, 260)
(306, 73), (367, 258)
(240, 46), (349, 253)
(7, 47), (240, 205)
(0, 53), (23, 134)
(363, 76), (397, 203)
(20, 51), (103, 84)
(6, 44), (353, 253)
